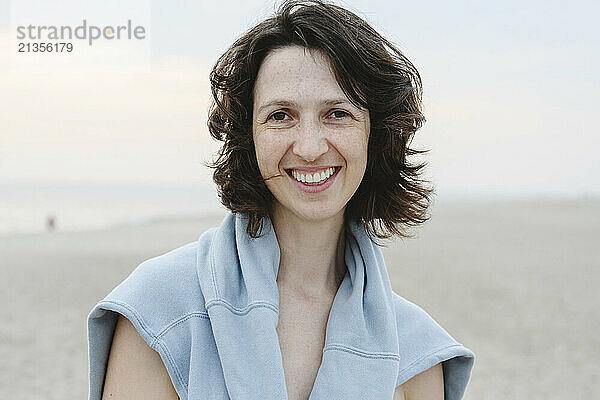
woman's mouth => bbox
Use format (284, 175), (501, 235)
(287, 167), (339, 185)
(285, 166), (341, 193)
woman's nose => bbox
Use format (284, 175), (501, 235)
(292, 123), (329, 162)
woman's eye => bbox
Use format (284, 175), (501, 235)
(330, 110), (350, 119)
(269, 111), (289, 121)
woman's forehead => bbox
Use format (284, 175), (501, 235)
(253, 46), (348, 105)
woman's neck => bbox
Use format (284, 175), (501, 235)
(271, 204), (347, 302)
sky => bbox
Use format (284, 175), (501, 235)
(0, 0), (598, 199)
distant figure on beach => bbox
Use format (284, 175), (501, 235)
(46, 215), (55, 232)
(88, 1), (475, 399)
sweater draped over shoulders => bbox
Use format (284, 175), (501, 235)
(88, 212), (475, 400)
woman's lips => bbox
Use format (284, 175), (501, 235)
(286, 166), (341, 193)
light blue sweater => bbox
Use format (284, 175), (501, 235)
(88, 212), (475, 399)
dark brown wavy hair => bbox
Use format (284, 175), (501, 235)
(207, 0), (434, 242)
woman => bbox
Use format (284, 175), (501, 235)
(87, 1), (475, 399)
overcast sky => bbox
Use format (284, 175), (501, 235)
(0, 0), (598, 199)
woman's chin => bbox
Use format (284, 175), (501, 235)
(270, 196), (347, 225)
(288, 205), (346, 225)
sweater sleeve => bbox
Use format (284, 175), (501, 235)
(392, 292), (475, 400)
(86, 240), (205, 400)
(87, 283), (187, 400)
(87, 301), (188, 400)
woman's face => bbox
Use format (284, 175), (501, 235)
(252, 45), (370, 224)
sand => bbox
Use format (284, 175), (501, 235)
(1, 198), (598, 399)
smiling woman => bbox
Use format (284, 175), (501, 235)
(208, 1), (433, 242)
(87, 1), (475, 399)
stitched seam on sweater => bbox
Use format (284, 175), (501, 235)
(153, 337), (188, 393)
(208, 229), (220, 299)
(155, 312), (210, 339)
(397, 344), (464, 375)
(205, 299), (279, 315)
(98, 300), (156, 338)
(323, 343), (400, 361)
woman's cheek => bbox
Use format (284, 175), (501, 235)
(332, 134), (367, 162)
(253, 138), (269, 177)
(254, 135), (286, 177)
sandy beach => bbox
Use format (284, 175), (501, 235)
(1, 198), (598, 399)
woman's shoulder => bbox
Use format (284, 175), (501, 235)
(87, 228), (220, 400)
(91, 227), (219, 339)
(390, 291), (475, 398)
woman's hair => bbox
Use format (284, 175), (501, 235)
(207, 0), (434, 242)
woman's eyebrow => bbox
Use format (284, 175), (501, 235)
(321, 99), (353, 107)
(256, 100), (297, 115)
(255, 98), (353, 115)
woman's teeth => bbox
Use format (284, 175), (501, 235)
(291, 167), (336, 185)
